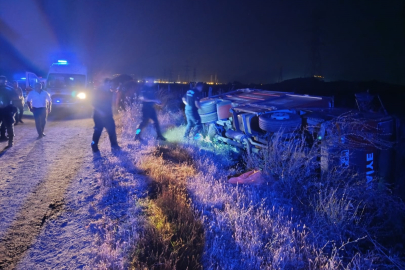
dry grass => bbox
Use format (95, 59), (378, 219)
(92, 102), (405, 269)
(131, 145), (204, 270)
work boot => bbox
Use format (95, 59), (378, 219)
(19, 120), (24, 124)
(91, 143), (99, 153)
(111, 145), (121, 152)
(6, 140), (13, 148)
(134, 133), (141, 141)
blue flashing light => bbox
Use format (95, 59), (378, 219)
(136, 129), (141, 135)
(58, 60), (67, 64)
(21, 77), (26, 80)
(318, 136), (322, 140)
(56, 99), (61, 103)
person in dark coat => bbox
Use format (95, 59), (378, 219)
(182, 82), (203, 139)
(134, 79), (166, 141)
(91, 78), (120, 152)
(0, 76), (17, 148)
(12, 81), (24, 124)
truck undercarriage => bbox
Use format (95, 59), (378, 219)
(198, 88), (397, 184)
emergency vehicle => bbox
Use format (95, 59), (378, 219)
(45, 60), (89, 108)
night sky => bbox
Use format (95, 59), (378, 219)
(0, 0), (404, 84)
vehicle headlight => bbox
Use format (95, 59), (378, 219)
(77, 92), (86, 99)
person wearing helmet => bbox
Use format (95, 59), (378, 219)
(182, 82), (203, 139)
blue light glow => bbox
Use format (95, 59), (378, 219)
(136, 129), (141, 135)
(56, 99), (60, 103)
(21, 77), (26, 80)
(58, 60), (67, 64)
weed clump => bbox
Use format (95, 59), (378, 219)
(132, 146), (204, 270)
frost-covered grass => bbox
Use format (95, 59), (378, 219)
(93, 101), (405, 269)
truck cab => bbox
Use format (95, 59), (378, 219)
(45, 60), (90, 108)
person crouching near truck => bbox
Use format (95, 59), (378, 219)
(182, 82), (203, 140)
(26, 82), (52, 139)
(91, 78), (120, 152)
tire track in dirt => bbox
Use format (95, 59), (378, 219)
(0, 118), (84, 239)
(0, 118), (92, 269)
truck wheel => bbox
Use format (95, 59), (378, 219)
(200, 112), (218, 124)
(198, 99), (217, 115)
(259, 112), (302, 133)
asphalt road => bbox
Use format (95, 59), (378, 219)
(0, 112), (97, 269)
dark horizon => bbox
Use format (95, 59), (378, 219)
(1, 0), (404, 85)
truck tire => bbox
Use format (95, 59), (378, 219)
(200, 112), (218, 124)
(198, 99), (217, 115)
(259, 112), (302, 133)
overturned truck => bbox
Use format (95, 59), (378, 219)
(198, 89), (398, 184)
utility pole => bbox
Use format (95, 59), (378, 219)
(277, 64), (283, 83)
(184, 60), (190, 83)
(169, 66), (173, 82)
(309, 11), (323, 78)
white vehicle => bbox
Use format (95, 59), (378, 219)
(16, 71), (41, 97)
(45, 60), (89, 107)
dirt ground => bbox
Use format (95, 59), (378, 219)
(0, 112), (106, 269)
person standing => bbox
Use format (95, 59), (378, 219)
(91, 78), (120, 152)
(0, 75), (17, 148)
(26, 82), (52, 139)
(12, 80), (24, 124)
(134, 79), (166, 141)
(182, 82), (203, 139)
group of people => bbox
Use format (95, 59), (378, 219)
(90, 79), (204, 152)
(1, 74), (204, 152)
(0, 75), (52, 149)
